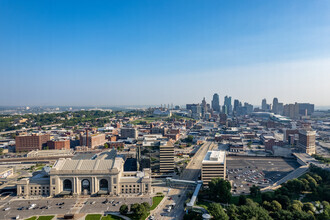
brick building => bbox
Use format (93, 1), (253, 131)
(47, 139), (70, 150)
(15, 133), (50, 152)
(80, 133), (106, 149)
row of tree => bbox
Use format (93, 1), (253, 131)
(190, 166), (330, 220)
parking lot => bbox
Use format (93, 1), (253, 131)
(0, 196), (151, 219)
(227, 157), (300, 194)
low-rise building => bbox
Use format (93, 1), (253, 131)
(298, 129), (316, 155)
(121, 128), (138, 139)
(17, 150), (152, 197)
(47, 139), (70, 150)
(80, 133), (106, 149)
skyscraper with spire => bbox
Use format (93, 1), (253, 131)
(201, 97), (208, 117)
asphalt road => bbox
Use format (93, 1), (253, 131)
(152, 141), (214, 220)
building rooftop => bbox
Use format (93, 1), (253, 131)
(202, 151), (226, 164)
(52, 149), (122, 172)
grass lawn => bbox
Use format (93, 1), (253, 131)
(125, 212), (150, 220)
(101, 214), (123, 220)
(25, 217), (37, 220)
(37, 216), (54, 220)
(151, 196), (164, 210)
(85, 214), (102, 220)
(131, 116), (168, 125)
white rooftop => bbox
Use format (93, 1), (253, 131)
(202, 151), (225, 164)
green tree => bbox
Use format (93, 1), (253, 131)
(270, 200), (282, 212)
(262, 192), (274, 202)
(238, 204), (272, 220)
(185, 135), (194, 143)
(302, 202), (315, 213)
(285, 179), (304, 194)
(263, 201), (272, 211)
(250, 185), (261, 198)
(183, 212), (203, 220)
(301, 179), (310, 191)
(130, 203), (146, 218)
(141, 202), (150, 212)
(238, 195), (247, 206)
(0, 148), (3, 155)
(208, 203), (229, 220)
(208, 178), (232, 203)
(270, 209), (294, 220)
(289, 200), (303, 212)
(119, 204), (128, 215)
(275, 195), (291, 208)
(227, 204), (239, 220)
(104, 143), (109, 149)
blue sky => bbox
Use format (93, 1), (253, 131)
(1, 0), (330, 107)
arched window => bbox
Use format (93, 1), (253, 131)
(81, 179), (90, 192)
(63, 179), (72, 191)
(100, 179), (108, 191)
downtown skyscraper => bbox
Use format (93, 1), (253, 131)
(211, 93), (221, 112)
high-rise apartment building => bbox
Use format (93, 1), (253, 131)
(159, 142), (174, 173)
(283, 103), (299, 119)
(16, 133), (50, 152)
(211, 93), (221, 112)
(298, 129), (316, 155)
(120, 128), (138, 139)
(202, 151), (226, 186)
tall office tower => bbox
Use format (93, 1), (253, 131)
(233, 99), (240, 113)
(222, 105), (228, 115)
(298, 129), (316, 155)
(224, 96), (232, 114)
(211, 93), (221, 112)
(262, 99), (267, 111)
(298, 103), (315, 116)
(202, 151), (226, 186)
(15, 133), (50, 152)
(201, 97), (208, 117)
(159, 142), (174, 173)
(277, 103), (284, 115)
(244, 102), (254, 114)
(272, 98), (279, 114)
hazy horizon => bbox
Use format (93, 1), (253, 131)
(1, 1), (330, 107)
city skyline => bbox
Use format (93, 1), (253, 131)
(1, 1), (330, 107)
